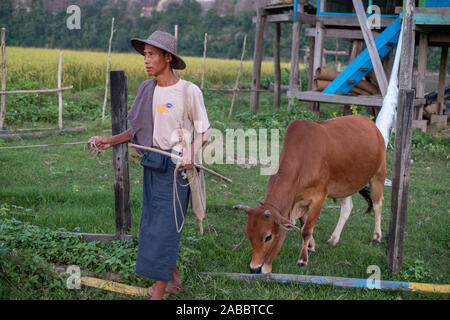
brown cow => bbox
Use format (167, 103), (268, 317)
(234, 115), (386, 274)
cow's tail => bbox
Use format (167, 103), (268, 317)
(358, 186), (373, 214)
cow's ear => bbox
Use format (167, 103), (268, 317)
(233, 204), (251, 213)
(280, 222), (300, 231)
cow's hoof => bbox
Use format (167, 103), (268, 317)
(326, 237), (338, 247)
(369, 240), (380, 247)
(297, 260), (308, 268)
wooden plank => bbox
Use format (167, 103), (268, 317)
(252, 12), (316, 25)
(353, 0), (388, 97)
(414, 13), (450, 25)
(287, 90), (425, 107)
(250, 8), (266, 112)
(316, 15), (396, 28)
(110, 70), (131, 236)
(57, 51), (63, 129)
(305, 27), (381, 40)
(414, 7), (450, 14)
(437, 46), (448, 115)
(273, 23), (281, 109)
(387, 89), (414, 274)
(199, 272), (450, 294)
(0, 28), (5, 130)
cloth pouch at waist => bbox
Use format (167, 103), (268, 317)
(140, 148), (170, 173)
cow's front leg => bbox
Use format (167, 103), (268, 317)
(299, 214), (315, 253)
(297, 196), (325, 267)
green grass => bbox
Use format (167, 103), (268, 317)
(0, 79), (449, 300)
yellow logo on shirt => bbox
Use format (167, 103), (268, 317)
(157, 103), (173, 114)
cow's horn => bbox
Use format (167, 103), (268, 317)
(264, 210), (271, 218)
(233, 204), (250, 212)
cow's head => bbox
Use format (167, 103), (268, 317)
(233, 204), (299, 274)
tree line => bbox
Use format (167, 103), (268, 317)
(0, 0), (445, 71)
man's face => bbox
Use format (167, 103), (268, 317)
(143, 44), (172, 76)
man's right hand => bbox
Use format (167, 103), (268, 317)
(92, 136), (112, 150)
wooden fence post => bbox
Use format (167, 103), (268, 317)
(1, 28), (6, 130)
(201, 33), (207, 90)
(102, 17), (115, 123)
(57, 51), (63, 129)
(387, 88), (414, 274)
(110, 70), (131, 237)
(228, 34), (247, 120)
(387, 0), (415, 274)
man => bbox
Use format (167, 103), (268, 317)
(93, 30), (210, 300)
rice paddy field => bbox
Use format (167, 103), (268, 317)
(0, 46), (449, 301)
(6, 46), (292, 91)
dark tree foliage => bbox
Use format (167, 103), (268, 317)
(0, 0), (445, 70)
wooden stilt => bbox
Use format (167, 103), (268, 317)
(437, 46), (448, 115)
(273, 23), (281, 109)
(416, 32), (428, 120)
(310, 20), (324, 112)
(250, 8), (266, 112)
(288, 20), (302, 110)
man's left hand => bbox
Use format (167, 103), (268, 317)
(179, 150), (194, 171)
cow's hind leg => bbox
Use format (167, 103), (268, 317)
(369, 166), (385, 246)
(327, 196), (353, 246)
(297, 195), (326, 267)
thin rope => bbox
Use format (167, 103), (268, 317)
(0, 141), (87, 150)
(204, 212), (246, 253)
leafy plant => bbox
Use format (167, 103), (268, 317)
(400, 260), (433, 282)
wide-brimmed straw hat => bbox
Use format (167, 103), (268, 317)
(130, 30), (186, 70)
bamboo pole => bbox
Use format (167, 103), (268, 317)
(0, 87), (73, 94)
(57, 51), (63, 129)
(174, 24), (178, 41)
(128, 143), (232, 184)
(228, 34), (247, 120)
(201, 33), (207, 90)
(1, 28), (6, 130)
(102, 17), (115, 123)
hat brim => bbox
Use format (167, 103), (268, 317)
(130, 38), (186, 70)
